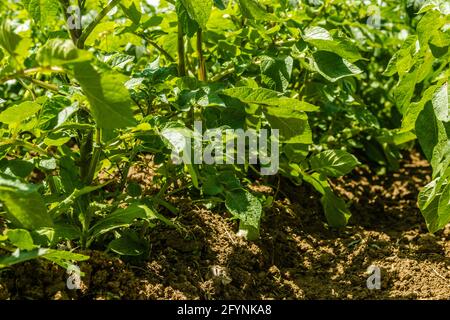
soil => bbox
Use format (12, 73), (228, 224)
(0, 151), (449, 300)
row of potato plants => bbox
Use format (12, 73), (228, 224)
(0, 0), (448, 269)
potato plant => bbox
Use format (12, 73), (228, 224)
(0, 0), (448, 271)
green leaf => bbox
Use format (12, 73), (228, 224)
(222, 87), (316, 144)
(393, 68), (418, 111)
(25, 0), (60, 27)
(176, 0), (199, 37)
(260, 55), (293, 92)
(84, 21), (141, 51)
(127, 182), (142, 197)
(109, 237), (145, 256)
(38, 158), (57, 171)
(431, 141), (450, 178)
(225, 189), (262, 240)
(108, 231), (147, 256)
(429, 30), (450, 58)
(417, 10), (444, 48)
(303, 26), (333, 42)
(49, 182), (111, 218)
(237, 0), (280, 21)
(416, 1), (447, 14)
(309, 150), (359, 177)
(89, 204), (164, 239)
(0, 174), (53, 230)
(6, 229), (36, 250)
(36, 39), (92, 66)
(202, 173), (224, 195)
(222, 87), (319, 112)
(218, 171), (241, 190)
(0, 20), (32, 65)
(34, 224), (81, 246)
(321, 189), (351, 228)
(263, 106), (312, 144)
(312, 51), (363, 82)
(303, 173), (351, 227)
(284, 143), (309, 163)
(418, 177), (449, 233)
(303, 27), (363, 62)
(391, 130), (417, 145)
(43, 134), (71, 147)
(0, 159), (34, 178)
(186, 163), (199, 189)
(0, 247), (88, 269)
(432, 82), (449, 122)
(0, 248), (48, 268)
(180, 0), (213, 29)
(416, 102), (448, 161)
(52, 224), (82, 240)
(383, 35), (418, 77)
(437, 183), (450, 230)
(401, 82), (440, 132)
(41, 249), (89, 269)
(213, 0), (226, 10)
(222, 86), (274, 102)
(161, 126), (192, 154)
(73, 62), (136, 129)
(0, 101), (42, 125)
(120, 0), (142, 24)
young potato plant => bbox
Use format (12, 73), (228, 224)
(386, 2), (450, 233)
(0, 0), (448, 273)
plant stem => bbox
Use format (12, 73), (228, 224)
(78, 128), (101, 249)
(79, 130), (93, 184)
(118, 141), (141, 192)
(85, 128), (102, 185)
(177, 22), (186, 77)
(59, 0), (82, 44)
(0, 67), (66, 95)
(135, 32), (175, 62)
(210, 67), (235, 82)
(153, 197), (179, 215)
(76, 0), (122, 49)
(196, 28), (207, 82)
(0, 66), (65, 83)
(0, 139), (53, 157)
(17, 78), (36, 100)
(27, 78), (61, 93)
(157, 177), (171, 198)
(185, 40), (195, 76)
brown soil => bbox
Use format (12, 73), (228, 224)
(0, 152), (449, 300)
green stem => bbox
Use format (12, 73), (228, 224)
(0, 139), (53, 157)
(210, 67), (235, 82)
(27, 78), (61, 93)
(47, 175), (58, 194)
(136, 32), (175, 62)
(76, 0), (122, 49)
(118, 141), (141, 192)
(59, 0), (82, 44)
(78, 128), (101, 249)
(17, 78), (36, 100)
(85, 128), (102, 185)
(157, 177), (171, 198)
(153, 197), (179, 215)
(79, 130), (93, 183)
(197, 28), (207, 82)
(177, 21), (186, 77)
(0, 66), (65, 84)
